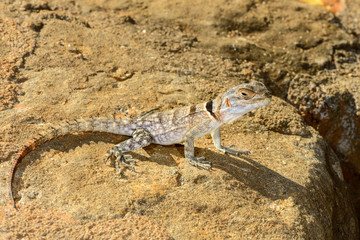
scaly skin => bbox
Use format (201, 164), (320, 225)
(9, 81), (271, 208)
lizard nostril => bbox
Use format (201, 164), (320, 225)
(265, 91), (272, 98)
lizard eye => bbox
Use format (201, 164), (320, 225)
(237, 88), (255, 99)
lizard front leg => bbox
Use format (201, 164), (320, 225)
(105, 127), (152, 175)
(184, 137), (212, 170)
(211, 128), (250, 156)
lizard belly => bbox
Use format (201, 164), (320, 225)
(151, 128), (187, 145)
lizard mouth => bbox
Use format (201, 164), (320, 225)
(264, 97), (271, 104)
(252, 95), (271, 107)
(258, 97), (271, 106)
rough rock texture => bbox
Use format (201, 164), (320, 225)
(0, 0), (359, 239)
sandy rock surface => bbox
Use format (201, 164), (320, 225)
(0, 0), (359, 239)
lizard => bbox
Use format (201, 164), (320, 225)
(8, 81), (271, 208)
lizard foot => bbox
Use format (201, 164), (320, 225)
(186, 156), (212, 170)
(105, 146), (137, 175)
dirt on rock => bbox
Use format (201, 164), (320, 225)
(0, 0), (359, 239)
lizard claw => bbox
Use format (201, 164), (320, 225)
(104, 152), (114, 163)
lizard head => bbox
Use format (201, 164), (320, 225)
(219, 81), (271, 123)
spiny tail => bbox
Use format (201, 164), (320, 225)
(9, 116), (131, 209)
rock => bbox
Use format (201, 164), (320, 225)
(0, 0), (358, 238)
(288, 72), (360, 172)
(1, 99), (358, 239)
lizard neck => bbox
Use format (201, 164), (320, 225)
(219, 107), (251, 123)
(204, 96), (222, 122)
(204, 96), (251, 124)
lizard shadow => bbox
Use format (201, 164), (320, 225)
(183, 146), (306, 202)
(143, 141), (306, 202)
(207, 149), (305, 201)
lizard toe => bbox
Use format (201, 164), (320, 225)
(123, 154), (137, 165)
(115, 154), (137, 175)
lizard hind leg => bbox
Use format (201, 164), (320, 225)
(105, 127), (153, 175)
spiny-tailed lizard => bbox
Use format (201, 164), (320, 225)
(9, 81), (271, 208)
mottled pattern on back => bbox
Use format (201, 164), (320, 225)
(132, 104), (209, 145)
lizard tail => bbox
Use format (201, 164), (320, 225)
(9, 116), (131, 209)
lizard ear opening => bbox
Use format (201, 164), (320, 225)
(225, 97), (232, 108)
